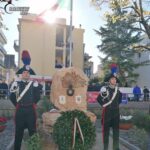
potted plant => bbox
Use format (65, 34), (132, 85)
(0, 117), (7, 132)
(119, 115), (133, 130)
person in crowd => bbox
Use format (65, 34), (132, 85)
(133, 84), (141, 102)
(97, 73), (122, 150)
(143, 86), (149, 101)
(9, 50), (42, 150)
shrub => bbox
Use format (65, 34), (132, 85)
(131, 126), (149, 150)
(26, 133), (42, 150)
(133, 111), (150, 132)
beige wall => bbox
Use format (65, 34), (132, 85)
(19, 20), (56, 76)
(18, 14), (85, 77)
(72, 28), (84, 68)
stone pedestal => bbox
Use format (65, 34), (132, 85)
(42, 67), (97, 137)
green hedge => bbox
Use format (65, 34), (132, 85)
(133, 111), (150, 132)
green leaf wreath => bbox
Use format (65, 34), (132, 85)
(53, 110), (96, 150)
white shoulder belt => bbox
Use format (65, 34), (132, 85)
(103, 86), (118, 107)
(17, 81), (33, 102)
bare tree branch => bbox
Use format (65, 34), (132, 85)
(133, 45), (150, 51)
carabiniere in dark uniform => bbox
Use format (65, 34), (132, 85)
(97, 73), (122, 150)
(10, 69), (42, 150)
(9, 50), (42, 150)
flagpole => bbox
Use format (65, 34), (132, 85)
(69, 0), (73, 67)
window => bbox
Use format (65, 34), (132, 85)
(56, 27), (64, 47)
(55, 49), (63, 68)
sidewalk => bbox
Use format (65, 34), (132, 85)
(92, 127), (130, 150)
(93, 119), (130, 150)
(0, 100), (131, 150)
(7, 122), (130, 150)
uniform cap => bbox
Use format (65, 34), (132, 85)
(104, 73), (120, 83)
(16, 65), (36, 75)
(16, 50), (36, 75)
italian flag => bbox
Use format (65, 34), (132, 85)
(36, 0), (71, 22)
(50, 0), (71, 11)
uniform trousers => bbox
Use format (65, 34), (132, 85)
(102, 108), (119, 150)
(14, 105), (36, 150)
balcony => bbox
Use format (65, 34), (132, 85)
(56, 41), (73, 49)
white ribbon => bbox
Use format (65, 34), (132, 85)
(72, 117), (84, 149)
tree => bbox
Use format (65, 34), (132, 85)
(124, 0), (150, 39)
(94, 0), (149, 85)
(84, 53), (93, 78)
(91, 0), (150, 51)
(89, 77), (101, 85)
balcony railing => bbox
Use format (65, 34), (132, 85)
(56, 41), (73, 49)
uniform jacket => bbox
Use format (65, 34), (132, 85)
(9, 80), (42, 107)
(97, 85), (122, 121)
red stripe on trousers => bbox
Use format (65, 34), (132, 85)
(102, 107), (106, 143)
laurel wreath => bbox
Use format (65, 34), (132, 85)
(53, 110), (96, 150)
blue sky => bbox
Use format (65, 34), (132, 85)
(1, 0), (107, 73)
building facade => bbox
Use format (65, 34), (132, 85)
(4, 54), (16, 83)
(84, 53), (93, 78)
(134, 52), (150, 88)
(94, 64), (104, 79)
(132, 35), (150, 88)
(0, 14), (7, 81)
(15, 14), (85, 77)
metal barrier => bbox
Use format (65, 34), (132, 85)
(87, 91), (149, 103)
(0, 89), (51, 100)
(125, 93), (149, 102)
(0, 89), (149, 103)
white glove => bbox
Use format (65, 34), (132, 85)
(100, 86), (109, 98)
(33, 81), (38, 87)
(100, 86), (107, 93)
(10, 81), (18, 92)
